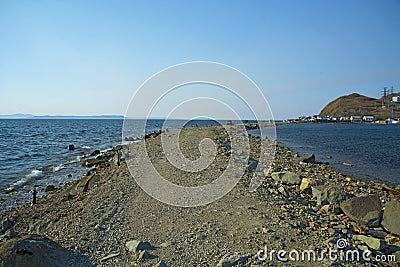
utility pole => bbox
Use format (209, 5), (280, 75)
(382, 87), (387, 108)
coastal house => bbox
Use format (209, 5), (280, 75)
(392, 96), (400, 103)
(362, 115), (374, 122)
(316, 115), (331, 122)
(386, 118), (399, 124)
(340, 116), (350, 122)
(350, 116), (362, 122)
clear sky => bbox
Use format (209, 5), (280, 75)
(0, 0), (399, 120)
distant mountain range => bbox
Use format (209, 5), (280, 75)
(0, 114), (124, 119)
(320, 93), (400, 120)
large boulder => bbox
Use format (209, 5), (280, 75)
(340, 195), (382, 227)
(0, 235), (91, 267)
(353, 235), (386, 251)
(271, 172), (301, 185)
(382, 201), (400, 235)
(312, 185), (349, 214)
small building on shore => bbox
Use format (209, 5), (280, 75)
(392, 96), (400, 103)
(350, 116), (362, 122)
(362, 115), (374, 122)
(340, 116), (350, 122)
(316, 115), (331, 122)
(386, 118), (399, 124)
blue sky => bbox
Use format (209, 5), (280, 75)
(0, 0), (399, 119)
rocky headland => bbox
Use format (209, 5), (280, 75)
(1, 125), (399, 266)
(320, 93), (400, 120)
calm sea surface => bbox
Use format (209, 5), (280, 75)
(274, 123), (399, 185)
(0, 120), (398, 212)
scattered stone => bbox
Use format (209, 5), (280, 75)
(100, 253), (120, 262)
(44, 185), (57, 192)
(248, 160), (258, 171)
(126, 240), (153, 252)
(28, 220), (50, 234)
(60, 193), (74, 202)
(160, 241), (174, 248)
(154, 261), (168, 267)
(393, 251), (400, 265)
(82, 174), (101, 192)
(271, 172), (301, 185)
(0, 229), (18, 241)
(278, 185), (290, 198)
(263, 168), (271, 177)
(388, 244), (400, 253)
(353, 235), (386, 250)
(137, 250), (150, 261)
(327, 228), (335, 236)
(319, 204), (330, 214)
(113, 151), (121, 166)
(382, 201), (400, 235)
(1, 218), (12, 233)
(67, 144), (74, 150)
(342, 162), (354, 167)
(357, 245), (369, 251)
(296, 154), (315, 164)
(385, 235), (400, 245)
(366, 230), (387, 239)
(82, 158), (101, 168)
(312, 185), (326, 199)
(300, 178), (322, 193)
(217, 252), (251, 267)
(340, 195), (382, 227)
(90, 149), (101, 156)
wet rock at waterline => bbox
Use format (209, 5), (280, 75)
(382, 201), (400, 236)
(340, 195), (382, 227)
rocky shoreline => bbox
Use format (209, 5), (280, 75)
(1, 125), (400, 266)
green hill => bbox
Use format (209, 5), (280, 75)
(320, 93), (400, 120)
